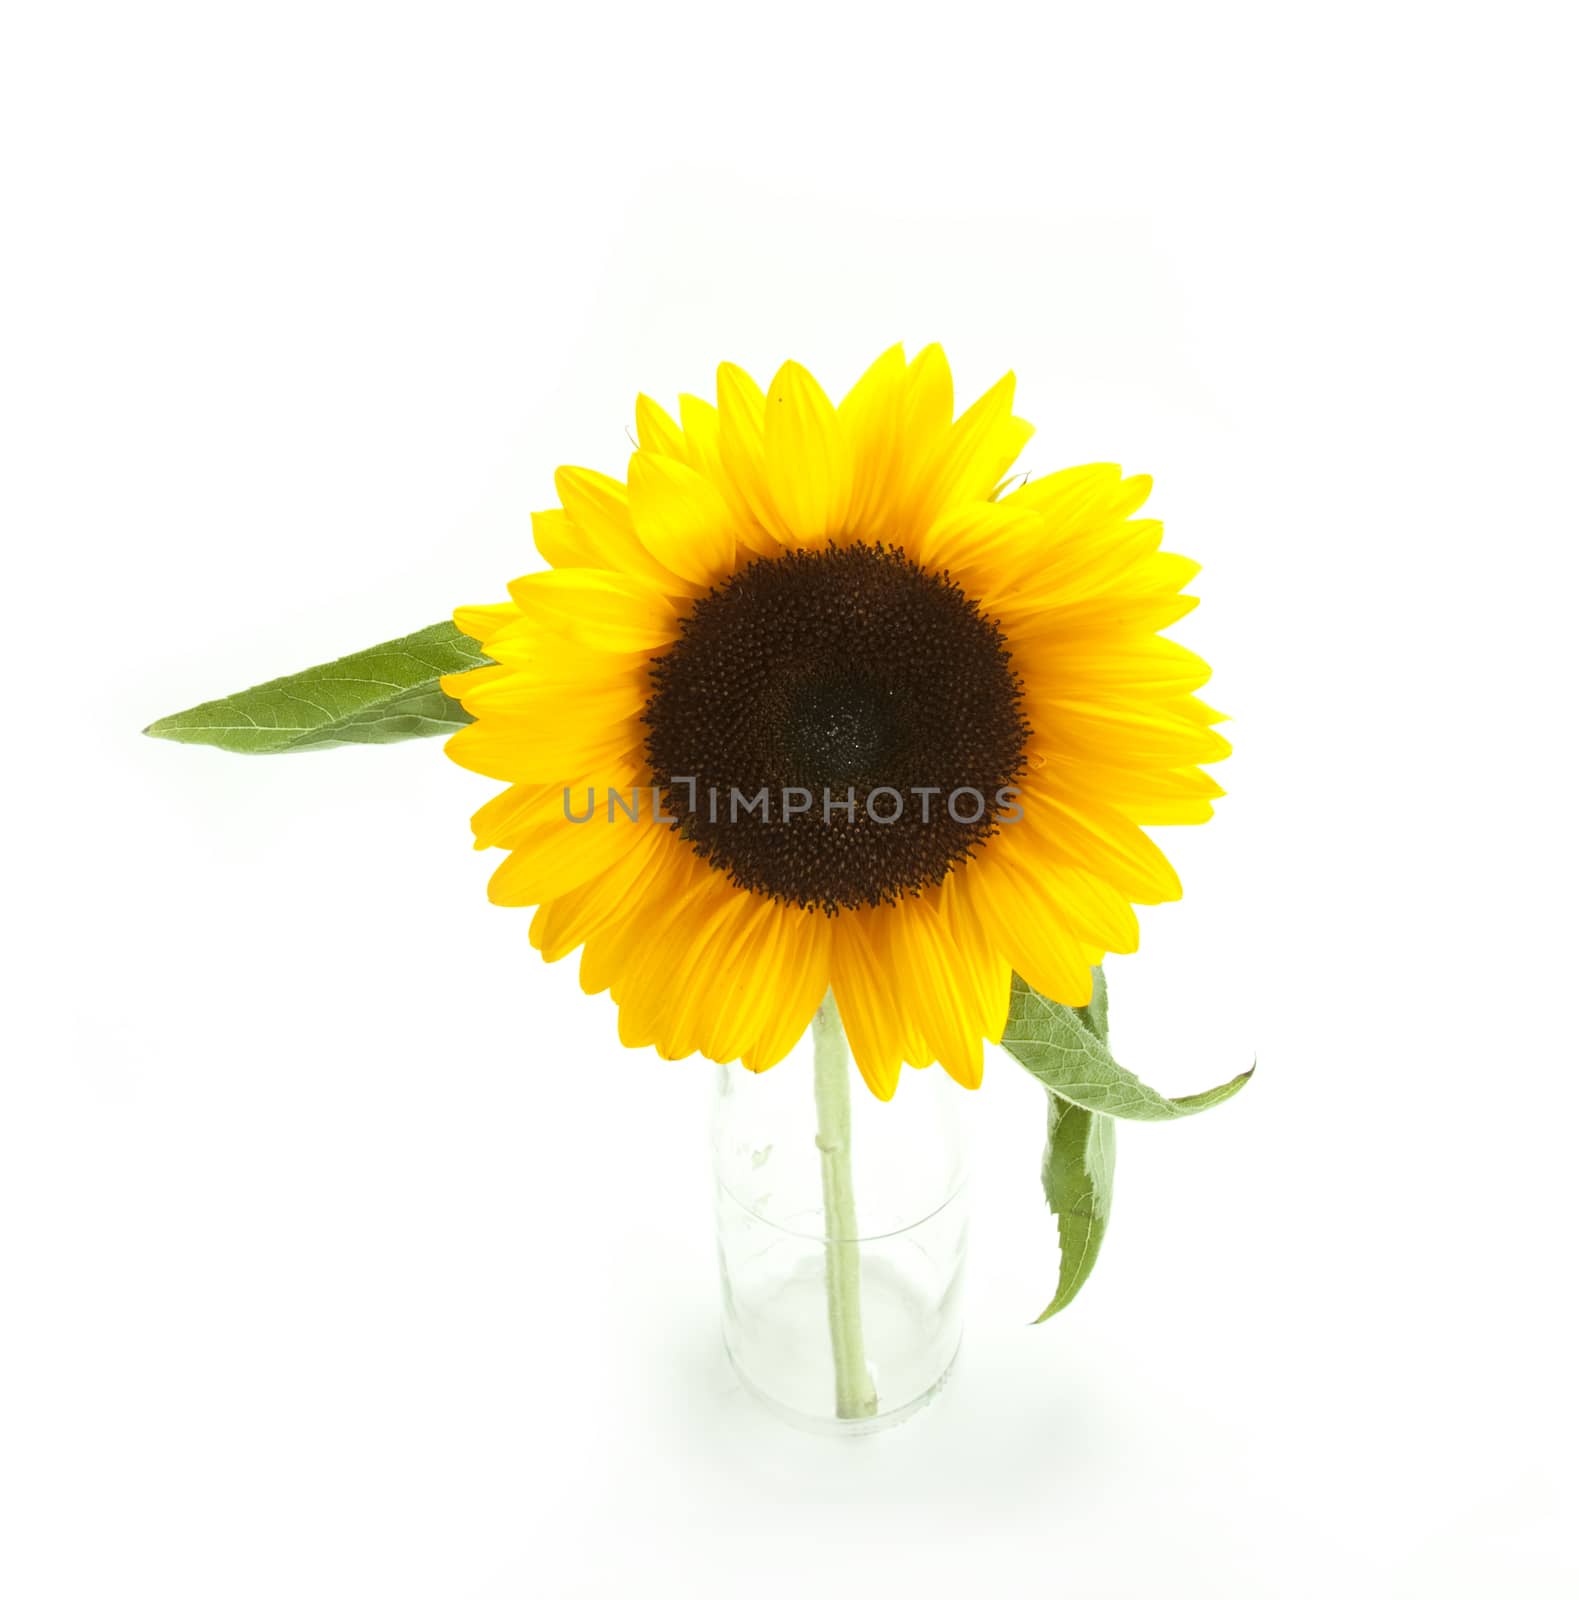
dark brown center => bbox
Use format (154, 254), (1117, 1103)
(642, 542), (1028, 912)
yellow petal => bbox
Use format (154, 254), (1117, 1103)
(679, 393), (779, 558)
(903, 344), (954, 452)
(615, 878), (758, 1055)
(467, 780), (556, 851)
(1004, 591), (1199, 644)
(531, 508), (591, 569)
(961, 852), (1094, 1007)
(1037, 752), (1226, 807)
(884, 897), (984, 1089)
(487, 802), (662, 906)
(1040, 864), (1141, 954)
(553, 466), (693, 592)
(579, 840), (702, 996)
(438, 662), (510, 702)
(1127, 552), (1202, 595)
(829, 913), (907, 1100)
(740, 910), (835, 1071)
(1033, 699), (1231, 769)
(506, 568), (678, 653)
(987, 519), (1168, 615)
(470, 768), (656, 856)
(763, 360), (852, 543)
(634, 393), (689, 460)
(453, 601), (518, 646)
(914, 498), (1043, 576)
(466, 615), (652, 685)
(717, 362), (794, 546)
(627, 450), (737, 588)
(1020, 636), (1213, 697)
(606, 858), (811, 1063)
(1013, 788), (1183, 903)
(1008, 464), (1152, 527)
(936, 876), (1013, 1046)
(676, 393), (718, 454)
(911, 371), (1033, 535)
(837, 343), (906, 538)
(448, 660), (647, 727)
(443, 714), (641, 784)
(529, 822), (672, 961)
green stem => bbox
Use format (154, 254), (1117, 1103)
(811, 991), (878, 1420)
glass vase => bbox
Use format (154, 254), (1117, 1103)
(711, 995), (968, 1434)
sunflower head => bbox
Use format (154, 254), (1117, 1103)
(444, 346), (1227, 1097)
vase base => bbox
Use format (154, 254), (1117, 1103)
(726, 1336), (960, 1436)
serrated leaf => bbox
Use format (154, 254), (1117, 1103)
(143, 621), (487, 753)
(1036, 1094), (1115, 1321)
(1031, 965), (1115, 1319)
(1002, 973), (1252, 1121)
(1073, 964), (1110, 1044)
(1009, 966), (1249, 1320)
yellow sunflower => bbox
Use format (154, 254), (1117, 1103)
(443, 346), (1227, 1098)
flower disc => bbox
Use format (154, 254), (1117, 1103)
(642, 542), (1029, 913)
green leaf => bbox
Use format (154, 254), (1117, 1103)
(1005, 967), (1250, 1320)
(143, 621), (488, 753)
(1002, 972), (1252, 1121)
(1036, 1094), (1115, 1321)
(1074, 964), (1110, 1043)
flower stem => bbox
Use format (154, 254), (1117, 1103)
(811, 991), (878, 1421)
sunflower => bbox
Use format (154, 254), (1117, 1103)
(442, 346), (1227, 1098)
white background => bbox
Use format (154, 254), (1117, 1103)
(3, 3), (1575, 1596)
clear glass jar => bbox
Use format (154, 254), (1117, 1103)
(711, 996), (968, 1434)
